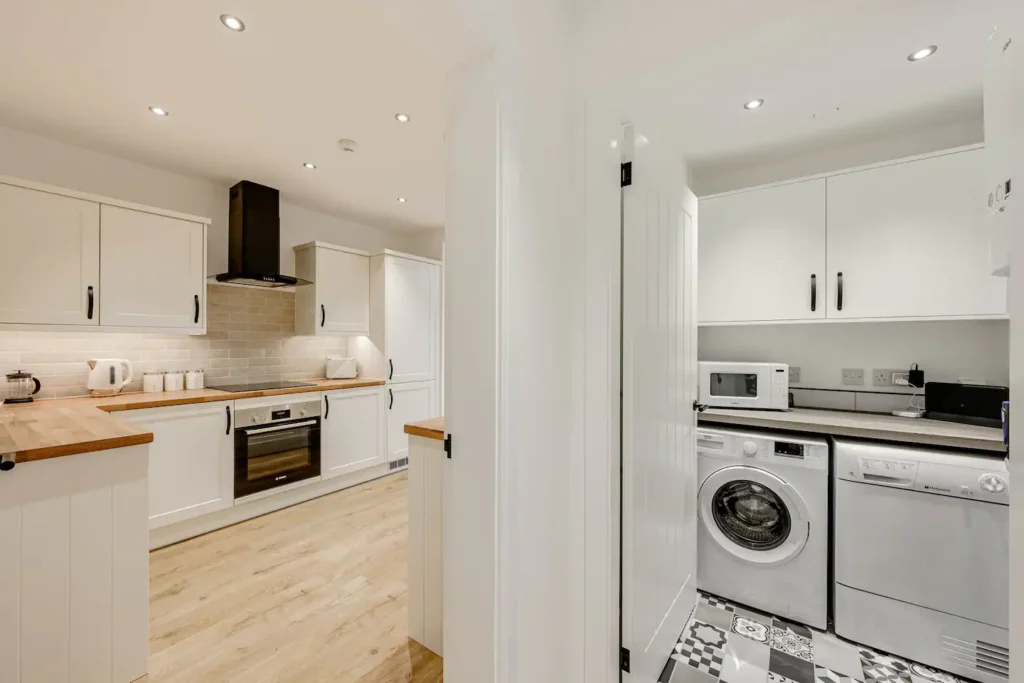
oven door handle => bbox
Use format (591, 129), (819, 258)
(243, 420), (318, 436)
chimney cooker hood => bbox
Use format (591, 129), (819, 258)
(215, 181), (310, 288)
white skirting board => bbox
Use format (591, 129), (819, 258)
(407, 435), (444, 656)
(0, 445), (150, 683)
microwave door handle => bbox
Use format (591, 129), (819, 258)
(245, 420), (318, 435)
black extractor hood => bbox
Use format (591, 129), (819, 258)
(215, 181), (310, 288)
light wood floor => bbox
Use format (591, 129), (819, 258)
(148, 472), (443, 683)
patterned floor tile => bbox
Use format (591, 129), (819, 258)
(674, 635), (726, 678)
(673, 664), (720, 683)
(907, 663), (963, 683)
(770, 649), (815, 683)
(815, 664), (857, 683)
(720, 640), (770, 683)
(732, 614), (770, 644)
(770, 625), (813, 662)
(689, 620), (729, 650)
(769, 672), (800, 683)
(703, 593), (738, 612)
(698, 601), (737, 630)
(859, 649), (912, 683)
(773, 617), (814, 640)
(811, 632), (864, 681)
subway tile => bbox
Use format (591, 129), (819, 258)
(211, 358), (249, 369)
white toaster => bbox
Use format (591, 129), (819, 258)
(326, 356), (358, 379)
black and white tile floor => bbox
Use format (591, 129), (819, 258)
(659, 592), (968, 683)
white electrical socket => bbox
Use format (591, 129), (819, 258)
(892, 371), (911, 386)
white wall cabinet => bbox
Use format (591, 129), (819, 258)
(826, 149), (1006, 319)
(387, 380), (437, 462)
(698, 147), (1006, 324)
(294, 242), (370, 336)
(0, 182), (100, 326)
(121, 402), (234, 529)
(699, 179), (826, 323)
(100, 205), (206, 330)
(321, 386), (387, 479)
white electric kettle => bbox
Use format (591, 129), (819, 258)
(87, 359), (134, 397)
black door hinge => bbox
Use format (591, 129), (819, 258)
(621, 162), (632, 187)
(444, 434), (452, 459)
(693, 400), (708, 413)
(620, 647), (631, 673)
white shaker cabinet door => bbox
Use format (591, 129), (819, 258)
(0, 183), (100, 325)
(122, 402), (235, 528)
(386, 256), (439, 383)
(321, 387), (387, 479)
(318, 247), (370, 335)
(699, 179), (826, 323)
(386, 381), (436, 462)
(100, 205), (206, 330)
(826, 149), (1006, 319)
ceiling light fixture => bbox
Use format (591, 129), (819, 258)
(397, 197), (408, 203)
(303, 162), (316, 169)
(220, 14), (246, 31)
(395, 113), (411, 123)
(907, 45), (937, 61)
(743, 99), (765, 110)
(149, 106), (169, 116)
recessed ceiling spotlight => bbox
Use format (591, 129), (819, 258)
(220, 14), (245, 31)
(303, 162), (316, 169)
(397, 197), (408, 203)
(743, 99), (765, 110)
(149, 106), (169, 116)
(395, 113), (411, 123)
(907, 45), (938, 61)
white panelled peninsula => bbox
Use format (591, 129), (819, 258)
(698, 147), (1006, 325)
(0, 176), (211, 334)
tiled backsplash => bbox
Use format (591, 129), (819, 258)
(0, 284), (347, 400)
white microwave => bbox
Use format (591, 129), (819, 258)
(699, 362), (790, 411)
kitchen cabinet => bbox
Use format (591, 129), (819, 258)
(100, 205), (206, 330)
(387, 381), (437, 462)
(699, 179), (826, 323)
(321, 386), (387, 479)
(0, 182), (100, 325)
(294, 242), (370, 336)
(826, 149), (1006, 319)
(121, 402), (234, 529)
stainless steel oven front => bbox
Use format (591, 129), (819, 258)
(234, 397), (321, 499)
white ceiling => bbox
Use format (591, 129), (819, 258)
(0, 0), (998, 231)
(0, 0), (484, 232)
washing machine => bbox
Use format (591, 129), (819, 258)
(697, 426), (829, 630)
(833, 439), (1009, 682)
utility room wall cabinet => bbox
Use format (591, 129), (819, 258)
(0, 176), (211, 334)
(698, 147), (1007, 325)
(294, 242), (370, 336)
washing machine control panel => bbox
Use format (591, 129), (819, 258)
(742, 441), (758, 456)
(696, 430), (828, 470)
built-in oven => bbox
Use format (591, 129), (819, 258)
(234, 397), (321, 499)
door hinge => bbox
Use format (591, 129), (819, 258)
(693, 400), (708, 413)
(621, 162), (632, 187)
(444, 434), (452, 459)
(620, 647), (631, 673)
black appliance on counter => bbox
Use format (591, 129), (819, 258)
(925, 382), (1009, 429)
(232, 394), (321, 499)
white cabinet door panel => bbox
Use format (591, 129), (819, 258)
(100, 205), (205, 329)
(0, 183), (100, 325)
(387, 381), (436, 462)
(826, 149), (1006, 319)
(319, 248), (370, 335)
(386, 257), (438, 383)
(699, 179), (826, 323)
(322, 387), (386, 479)
(122, 403), (234, 528)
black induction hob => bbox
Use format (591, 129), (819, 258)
(209, 381), (317, 393)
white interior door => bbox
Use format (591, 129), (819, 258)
(621, 127), (699, 682)
(386, 256), (438, 383)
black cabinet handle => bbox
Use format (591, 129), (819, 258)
(388, 359), (394, 380)
(87, 286), (94, 320)
(0, 455), (14, 472)
(810, 274), (817, 312)
(194, 294), (200, 324)
(389, 389), (394, 410)
(225, 406), (232, 435)
(324, 395), (330, 419)
(321, 304), (326, 327)
(836, 272), (844, 311)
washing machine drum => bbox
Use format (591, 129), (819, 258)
(700, 466), (810, 566)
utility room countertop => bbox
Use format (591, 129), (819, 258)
(699, 407), (1005, 454)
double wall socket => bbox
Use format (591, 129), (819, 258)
(789, 366), (801, 384)
(841, 368), (865, 386)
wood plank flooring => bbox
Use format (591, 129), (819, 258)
(147, 472), (443, 683)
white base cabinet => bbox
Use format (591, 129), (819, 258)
(387, 381), (438, 463)
(121, 402), (234, 529)
(321, 386), (387, 479)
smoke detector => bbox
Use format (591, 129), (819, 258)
(337, 139), (359, 153)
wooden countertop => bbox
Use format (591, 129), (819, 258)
(405, 417), (445, 441)
(1, 378), (386, 464)
(699, 407), (1006, 454)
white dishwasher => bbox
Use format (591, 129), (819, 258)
(833, 439), (1010, 683)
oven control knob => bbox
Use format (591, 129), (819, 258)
(251, 415), (259, 424)
(300, 408), (307, 417)
(742, 441), (758, 457)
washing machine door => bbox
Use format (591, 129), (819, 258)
(699, 465), (810, 567)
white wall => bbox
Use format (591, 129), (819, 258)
(0, 123), (435, 275)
